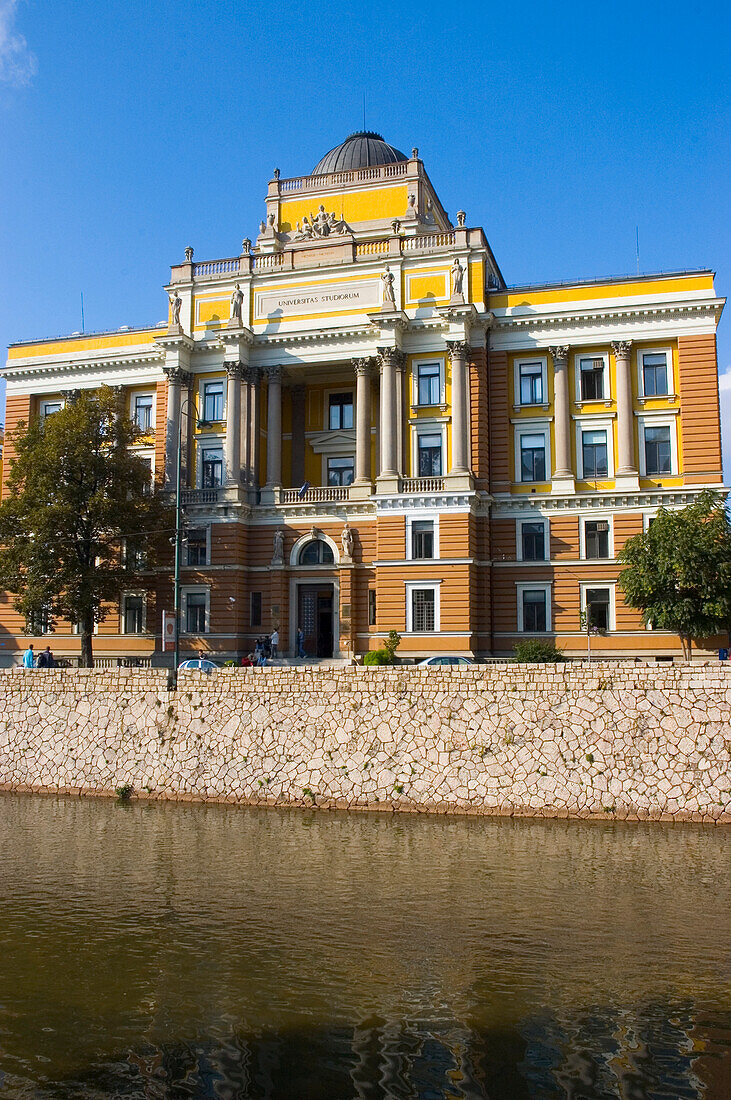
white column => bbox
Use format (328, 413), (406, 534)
(612, 340), (638, 488)
(395, 358), (405, 476)
(377, 347), (403, 479)
(224, 361), (243, 486)
(446, 340), (470, 473)
(248, 367), (261, 490)
(265, 365), (283, 488)
(353, 358), (373, 484)
(240, 368), (251, 484)
(163, 366), (189, 489)
(549, 345), (574, 492)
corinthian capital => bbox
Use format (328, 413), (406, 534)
(266, 365), (283, 384)
(548, 346), (570, 368)
(611, 340), (632, 359)
(224, 360), (245, 380)
(352, 357), (375, 377)
(162, 366), (192, 386)
(376, 347), (406, 372)
(446, 339), (471, 362)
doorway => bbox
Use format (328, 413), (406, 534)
(297, 584), (334, 658)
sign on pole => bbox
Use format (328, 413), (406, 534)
(162, 611), (176, 651)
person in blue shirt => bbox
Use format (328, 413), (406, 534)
(22, 644), (35, 668)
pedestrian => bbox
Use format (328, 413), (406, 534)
(197, 649), (206, 661)
(270, 628), (279, 659)
(240, 653), (253, 667)
(37, 646), (55, 668)
(297, 627), (305, 659)
(22, 644), (35, 669)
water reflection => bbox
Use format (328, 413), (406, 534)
(0, 796), (728, 1098)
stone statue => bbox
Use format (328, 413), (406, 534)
(341, 523), (354, 560)
(273, 167), (280, 180)
(241, 237), (251, 255)
(230, 283), (244, 324)
(311, 205), (331, 237)
(451, 258), (465, 300)
(169, 291), (182, 327)
(292, 216), (314, 241)
(184, 246), (194, 262)
(456, 210), (466, 228)
(259, 220), (266, 235)
(412, 147), (419, 159)
(267, 212), (276, 230)
(391, 218), (401, 235)
(381, 265), (396, 308)
(272, 528), (284, 565)
(327, 211), (350, 235)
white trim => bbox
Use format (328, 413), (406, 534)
(579, 581), (616, 631)
(181, 585), (210, 634)
(404, 580), (441, 632)
(39, 398), (64, 419)
(636, 345), (674, 399)
(574, 350), (610, 403)
(637, 416), (678, 477)
(412, 355), (445, 407)
(516, 581), (552, 633)
(323, 452), (355, 488)
(575, 416), (615, 480)
(197, 440), (224, 488)
(199, 375), (226, 424)
(513, 355), (548, 408)
(289, 530), (340, 567)
(323, 385), (355, 431)
(406, 511), (440, 560)
(516, 516), (549, 562)
(411, 421), (447, 478)
(129, 389), (156, 433)
(514, 422), (551, 484)
(183, 523), (211, 567)
(579, 514), (614, 559)
(120, 590), (147, 635)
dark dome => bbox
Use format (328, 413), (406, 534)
(312, 131), (408, 175)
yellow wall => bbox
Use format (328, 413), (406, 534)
(8, 329), (160, 360)
(278, 183), (409, 233)
(491, 273), (714, 310)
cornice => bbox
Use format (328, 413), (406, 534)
(2, 350), (165, 381)
(490, 486), (727, 514)
(491, 298), (724, 334)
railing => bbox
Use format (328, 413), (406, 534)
(402, 232), (455, 251)
(355, 239), (389, 257)
(193, 258), (242, 277)
(252, 253), (284, 271)
(181, 489), (220, 505)
(280, 486), (350, 504)
(92, 657), (153, 669)
(277, 161), (408, 194)
(399, 477), (445, 494)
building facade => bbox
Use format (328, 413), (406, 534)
(2, 132), (726, 661)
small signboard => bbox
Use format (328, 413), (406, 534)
(162, 611), (176, 651)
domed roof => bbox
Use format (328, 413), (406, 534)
(312, 131), (408, 175)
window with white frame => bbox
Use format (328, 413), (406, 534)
(327, 455), (354, 486)
(417, 432), (443, 477)
(639, 348), (671, 397)
(200, 446), (223, 488)
(519, 432), (547, 482)
(408, 518), (436, 560)
(415, 361), (442, 406)
(185, 527), (209, 567)
(516, 583), (551, 632)
(643, 424), (673, 476)
(518, 518), (547, 562)
(133, 393), (154, 432)
(202, 380), (224, 423)
(27, 605), (53, 635)
(577, 353), (608, 401)
(406, 582), (440, 632)
(581, 428), (609, 479)
(122, 593), (145, 635)
(583, 518), (611, 559)
(39, 400), (63, 420)
(182, 588), (209, 634)
(516, 358), (545, 406)
(581, 584), (614, 631)
(328, 392), (354, 430)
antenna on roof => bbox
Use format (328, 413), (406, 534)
(636, 226), (640, 275)
(80, 291), (85, 333)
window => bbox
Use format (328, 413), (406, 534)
(581, 429), (608, 479)
(520, 433), (546, 482)
(416, 362), (441, 406)
(412, 588), (435, 631)
(327, 456), (354, 486)
(184, 591), (208, 634)
(641, 350), (670, 397)
(299, 539), (334, 565)
(27, 606), (52, 635)
(584, 519), (610, 559)
(518, 360), (544, 405)
(186, 527), (208, 566)
(250, 591), (262, 627)
(368, 588), (376, 626)
(137, 455), (153, 493)
(411, 520), (434, 559)
(644, 425), (672, 476)
(201, 447), (223, 488)
(518, 587), (548, 632)
(133, 394), (153, 432)
(328, 392), (354, 430)
(39, 400), (62, 419)
(520, 521), (546, 562)
(203, 380), (224, 423)
(584, 587), (611, 631)
(122, 594), (144, 635)
(418, 433), (442, 476)
(579, 356), (605, 401)
(124, 540), (146, 570)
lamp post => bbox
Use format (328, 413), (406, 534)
(172, 399), (209, 676)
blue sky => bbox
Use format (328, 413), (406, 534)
(1, 0), (729, 474)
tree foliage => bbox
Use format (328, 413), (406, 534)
(617, 489), (731, 658)
(0, 387), (172, 665)
(512, 639), (565, 663)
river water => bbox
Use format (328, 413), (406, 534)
(0, 794), (728, 1099)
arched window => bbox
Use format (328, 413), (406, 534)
(299, 539), (334, 565)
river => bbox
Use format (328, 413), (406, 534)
(0, 794), (728, 1098)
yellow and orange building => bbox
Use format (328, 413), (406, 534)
(2, 132), (727, 661)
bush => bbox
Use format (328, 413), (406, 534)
(363, 649), (391, 666)
(383, 630), (401, 660)
(512, 640), (565, 663)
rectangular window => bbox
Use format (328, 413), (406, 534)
(327, 456), (354, 486)
(123, 595), (144, 635)
(411, 520), (434, 559)
(417, 362), (441, 406)
(133, 394), (153, 432)
(412, 588), (435, 632)
(585, 587), (611, 631)
(585, 520), (610, 559)
(418, 433), (442, 477)
(521, 521), (546, 562)
(644, 426), (672, 475)
(203, 380), (224, 423)
(581, 429), (608, 479)
(522, 589), (547, 632)
(518, 361), (543, 405)
(185, 592), (207, 634)
(124, 540), (146, 570)
(368, 588), (376, 626)
(642, 352), (669, 397)
(520, 433), (546, 482)
(27, 606), (52, 635)
(186, 527), (208, 566)
(250, 591), (262, 627)
(201, 448), (223, 488)
(328, 392), (354, 430)
(139, 455), (153, 494)
(40, 400), (62, 419)
(580, 357), (605, 400)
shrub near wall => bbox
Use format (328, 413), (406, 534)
(0, 664), (729, 823)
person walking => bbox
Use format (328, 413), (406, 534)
(270, 628), (279, 659)
(22, 644), (35, 669)
(297, 627), (306, 659)
(37, 646), (55, 668)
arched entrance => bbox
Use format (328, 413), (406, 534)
(289, 535), (339, 659)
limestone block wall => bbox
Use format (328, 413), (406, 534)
(0, 664), (729, 823)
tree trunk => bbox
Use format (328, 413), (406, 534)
(80, 612), (94, 667)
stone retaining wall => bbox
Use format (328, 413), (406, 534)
(0, 664), (729, 822)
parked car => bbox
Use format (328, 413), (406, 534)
(178, 659), (220, 673)
(416, 656), (476, 668)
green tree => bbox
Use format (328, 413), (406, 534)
(0, 386), (172, 666)
(617, 489), (731, 659)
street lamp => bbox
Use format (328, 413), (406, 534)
(172, 399), (209, 675)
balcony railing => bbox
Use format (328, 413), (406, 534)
(399, 477), (445, 494)
(279, 486), (350, 504)
(181, 489), (220, 505)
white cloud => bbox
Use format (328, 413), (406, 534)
(0, 1), (37, 87)
(720, 364), (731, 486)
